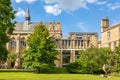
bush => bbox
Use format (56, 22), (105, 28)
(66, 48), (113, 74)
(66, 62), (82, 74)
(34, 67), (68, 74)
(66, 62), (104, 74)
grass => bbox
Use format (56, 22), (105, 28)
(0, 72), (120, 80)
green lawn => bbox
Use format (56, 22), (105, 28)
(0, 72), (120, 80)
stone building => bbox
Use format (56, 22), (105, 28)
(56, 32), (98, 67)
(100, 17), (120, 50)
(6, 8), (98, 68)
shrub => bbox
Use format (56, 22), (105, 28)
(66, 48), (114, 74)
(34, 67), (68, 74)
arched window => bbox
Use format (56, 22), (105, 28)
(10, 37), (16, 51)
(20, 37), (26, 49)
(107, 31), (110, 39)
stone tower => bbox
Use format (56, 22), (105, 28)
(101, 17), (109, 32)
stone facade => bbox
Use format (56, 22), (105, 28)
(55, 32), (98, 67)
(6, 8), (98, 68)
(100, 17), (120, 50)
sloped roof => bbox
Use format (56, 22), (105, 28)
(69, 32), (98, 36)
(15, 22), (39, 31)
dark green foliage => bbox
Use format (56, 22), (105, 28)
(0, 45), (8, 61)
(23, 22), (58, 73)
(113, 40), (120, 72)
(66, 61), (104, 74)
(34, 68), (68, 74)
(66, 48), (115, 74)
(0, 0), (16, 61)
(66, 62), (82, 73)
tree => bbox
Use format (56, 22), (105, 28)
(66, 48), (115, 74)
(23, 22), (58, 73)
(0, 0), (16, 62)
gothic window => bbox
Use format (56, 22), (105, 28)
(10, 37), (16, 50)
(56, 39), (59, 48)
(62, 40), (64, 46)
(65, 40), (67, 46)
(81, 40), (83, 46)
(107, 31), (110, 39)
(20, 37), (26, 49)
(67, 40), (71, 46)
(75, 40), (77, 46)
(78, 40), (80, 46)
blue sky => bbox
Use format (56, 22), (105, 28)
(12, 0), (120, 40)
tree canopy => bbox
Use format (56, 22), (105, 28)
(23, 22), (58, 72)
(66, 48), (116, 74)
(0, 0), (16, 61)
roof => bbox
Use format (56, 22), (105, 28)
(14, 22), (61, 32)
(15, 22), (39, 31)
(69, 32), (98, 35)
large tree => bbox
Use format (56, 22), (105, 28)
(23, 22), (58, 73)
(0, 0), (16, 61)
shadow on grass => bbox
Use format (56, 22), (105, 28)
(33, 68), (69, 74)
(0, 68), (68, 74)
(0, 79), (14, 80)
(0, 69), (33, 73)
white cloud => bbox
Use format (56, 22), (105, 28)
(86, 0), (98, 3)
(44, 0), (108, 16)
(77, 22), (88, 32)
(15, 0), (37, 3)
(59, 0), (87, 11)
(96, 1), (107, 5)
(44, 4), (61, 16)
(107, 3), (120, 10)
(44, 0), (88, 15)
(45, 0), (58, 4)
(15, 8), (26, 18)
(44, 0), (120, 16)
